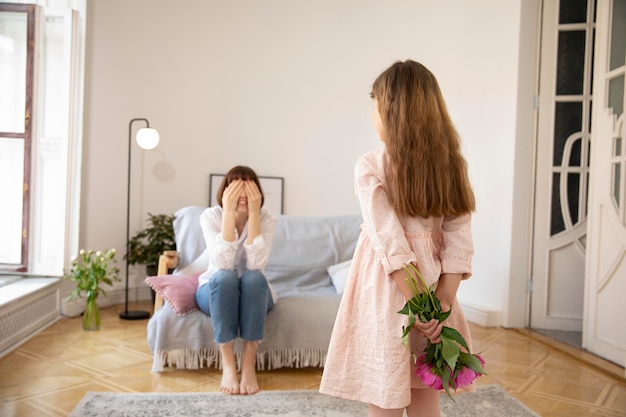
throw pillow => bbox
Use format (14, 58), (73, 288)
(172, 206), (207, 270)
(145, 273), (200, 316)
(327, 259), (352, 294)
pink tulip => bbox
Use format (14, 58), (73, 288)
(428, 376), (444, 390)
(415, 361), (433, 379)
(455, 366), (478, 387)
(415, 361), (443, 390)
(477, 354), (486, 367)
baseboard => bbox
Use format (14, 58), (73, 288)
(61, 286), (153, 317)
(459, 299), (502, 327)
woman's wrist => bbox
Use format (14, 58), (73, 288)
(221, 211), (237, 242)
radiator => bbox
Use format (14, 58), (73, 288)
(0, 277), (61, 358)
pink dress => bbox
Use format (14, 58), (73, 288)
(319, 147), (474, 409)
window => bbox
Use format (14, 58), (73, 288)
(0, 4), (35, 271)
(0, 2), (85, 275)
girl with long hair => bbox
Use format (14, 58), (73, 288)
(320, 60), (476, 417)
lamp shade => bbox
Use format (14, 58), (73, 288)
(136, 127), (159, 150)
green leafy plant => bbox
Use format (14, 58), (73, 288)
(64, 248), (121, 302)
(125, 213), (176, 268)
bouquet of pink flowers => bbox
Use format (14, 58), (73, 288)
(398, 264), (486, 399)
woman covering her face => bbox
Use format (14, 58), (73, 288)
(195, 165), (277, 395)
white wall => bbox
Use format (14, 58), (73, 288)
(81, 0), (525, 322)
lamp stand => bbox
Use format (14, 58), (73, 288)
(119, 118), (154, 321)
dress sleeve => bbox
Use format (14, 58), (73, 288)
(244, 210), (276, 270)
(355, 153), (415, 276)
(441, 213), (474, 279)
(200, 207), (238, 270)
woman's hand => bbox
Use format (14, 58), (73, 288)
(222, 179), (244, 213)
(244, 181), (262, 243)
(244, 181), (262, 214)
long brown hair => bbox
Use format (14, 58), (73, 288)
(371, 60), (475, 217)
(216, 165), (265, 208)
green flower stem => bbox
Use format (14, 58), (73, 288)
(403, 264), (437, 313)
(83, 296), (100, 331)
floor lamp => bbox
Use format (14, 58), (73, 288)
(119, 118), (160, 320)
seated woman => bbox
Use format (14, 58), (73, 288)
(195, 165), (277, 395)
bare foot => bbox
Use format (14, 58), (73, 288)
(240, 341), (260, 395)
(219, 342), (240, 395)
(239, 366), (259, 395)
(220, 364), (240, 395)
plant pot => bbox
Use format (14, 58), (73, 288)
(83, 297), (101, 331)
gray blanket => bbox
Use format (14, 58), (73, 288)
(147, 293), (341, 371)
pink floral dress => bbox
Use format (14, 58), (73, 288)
(319, 147), (474, 409)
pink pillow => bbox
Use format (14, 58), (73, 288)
(145, 273), (200, 316)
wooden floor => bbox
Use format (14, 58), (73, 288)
(1, 301), (625, 417)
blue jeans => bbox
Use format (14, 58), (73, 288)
(195, 269), (274, 343)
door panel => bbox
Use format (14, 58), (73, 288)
(532, 0), (595, 331)
(585, 0), (626, 367)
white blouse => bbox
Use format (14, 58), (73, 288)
(195, 206), (277, 302)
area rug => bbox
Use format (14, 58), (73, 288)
(69, 384), (540, 417)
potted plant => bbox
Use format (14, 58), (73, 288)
(64, 248), (120, 330)
(125, 213), (176, 276)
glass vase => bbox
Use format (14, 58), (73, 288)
(83, 297), (101, 331)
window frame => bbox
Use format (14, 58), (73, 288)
(0, 3), (36, 272)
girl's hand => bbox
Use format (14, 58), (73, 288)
(438, 299), (452, 315)
(244, 181), (262, 213)
(414, 318), (443, 344)
(222, 179), (244, 213)
(435, 273), (461, 316)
